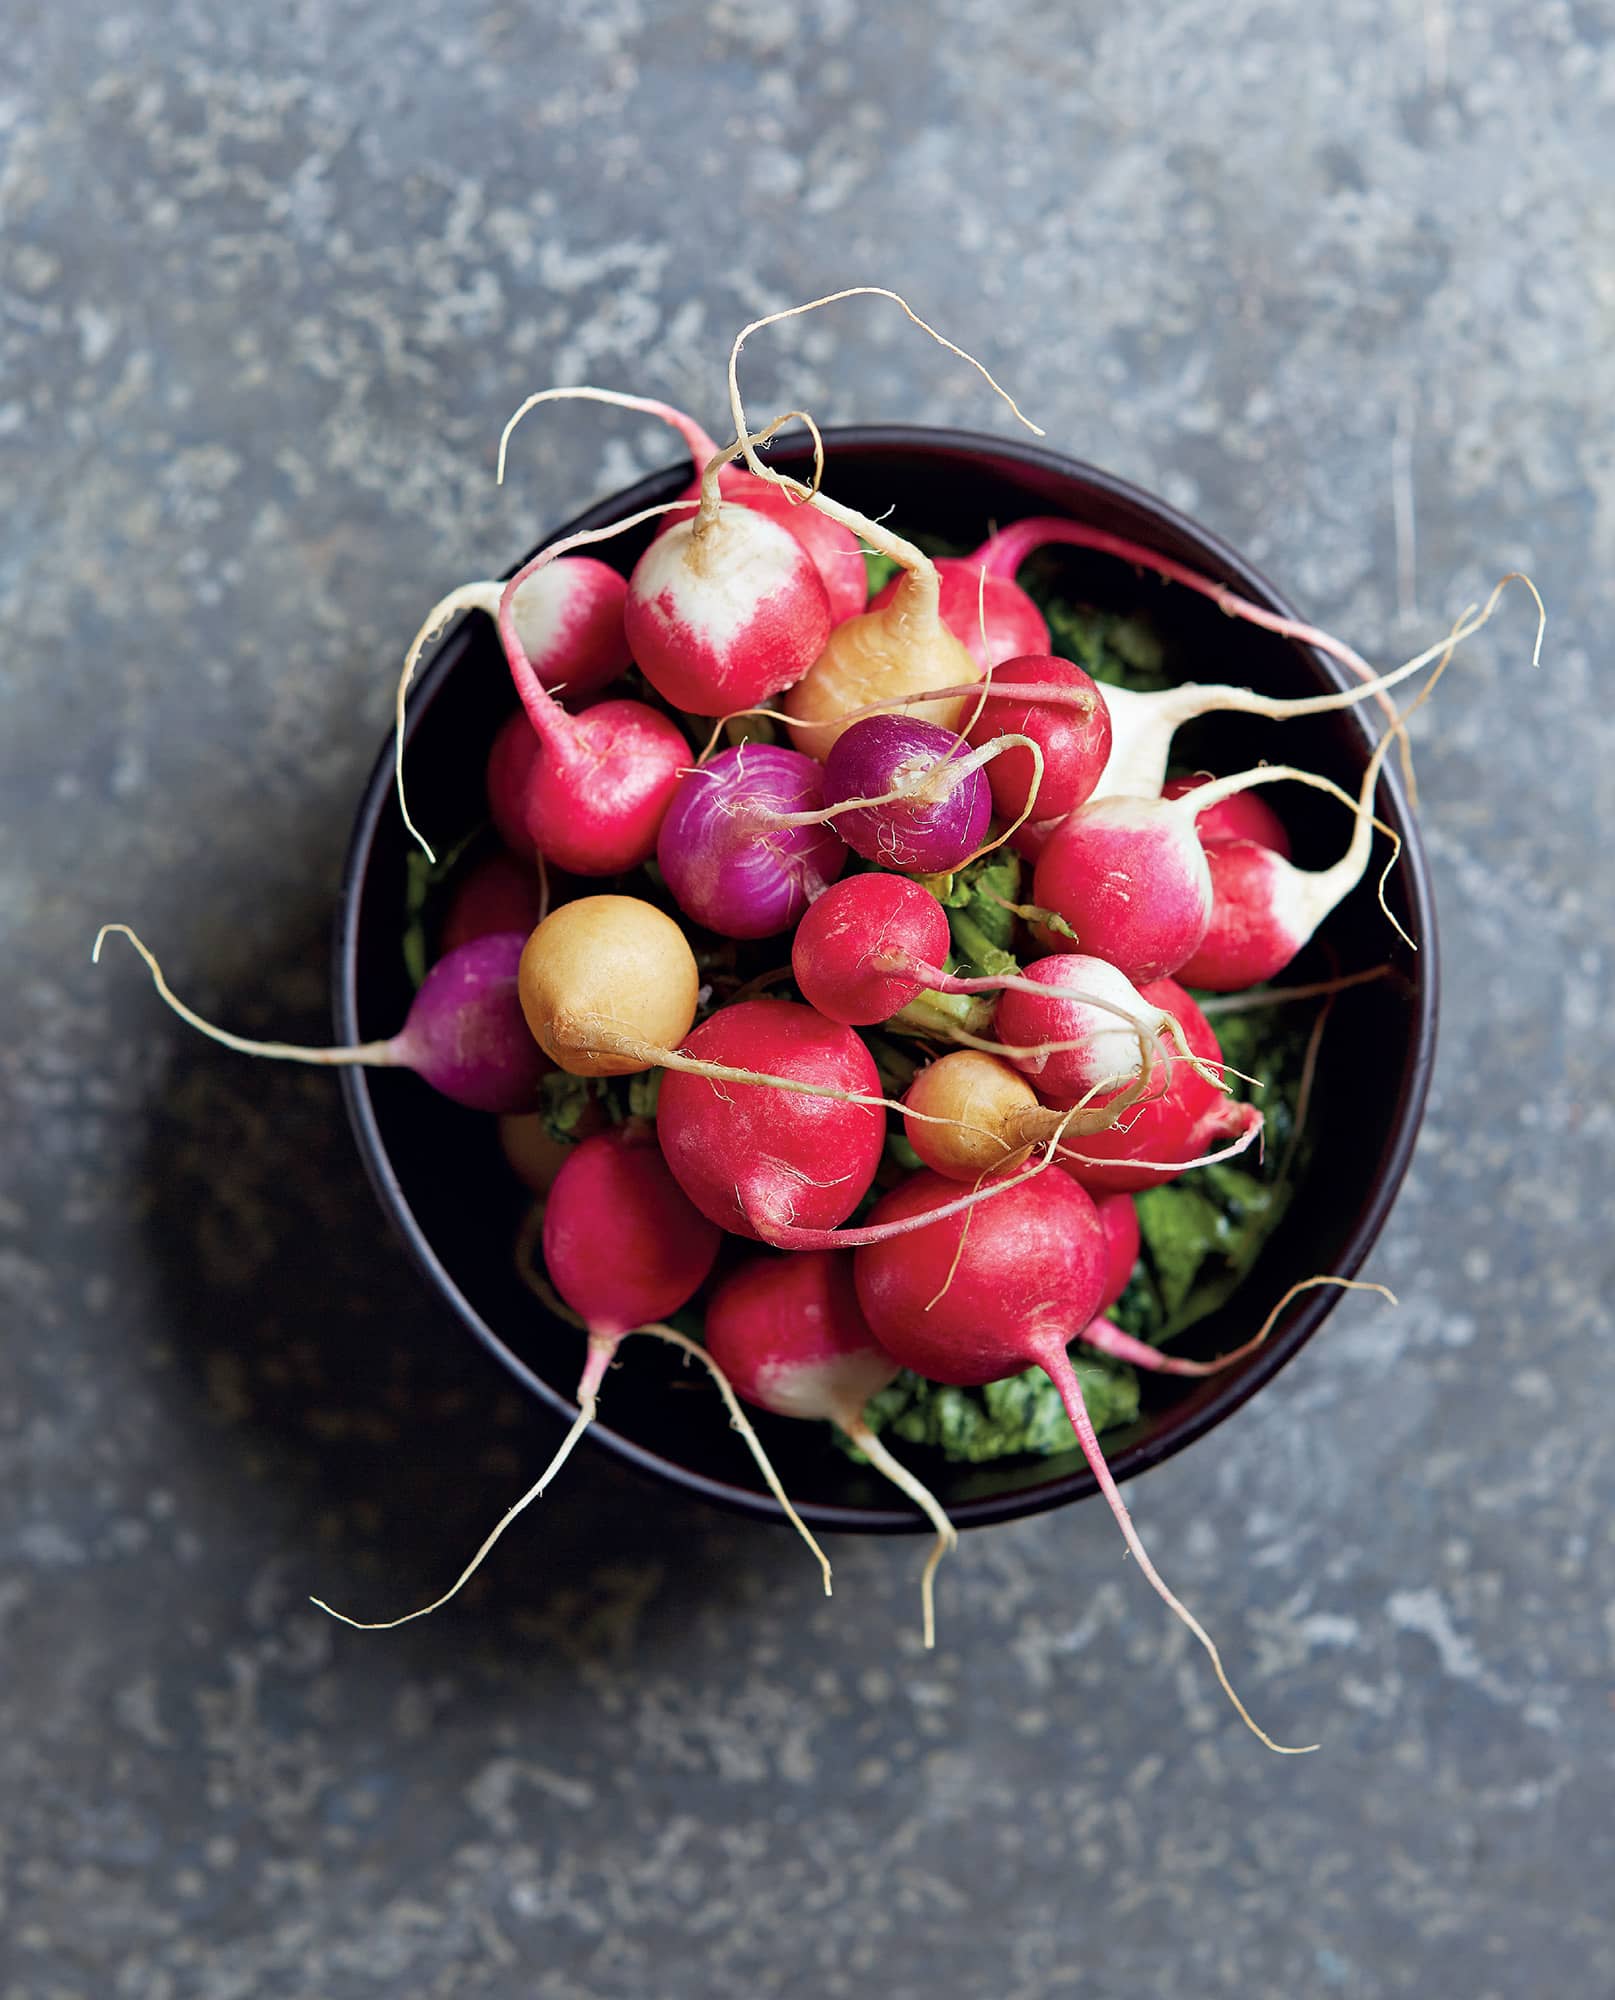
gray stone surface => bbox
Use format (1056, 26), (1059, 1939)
(3, 2), (1613, 1994)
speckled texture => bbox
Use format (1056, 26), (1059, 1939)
(4, 4), (1613, 1995)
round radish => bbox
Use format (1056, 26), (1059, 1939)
(704, 1251), (960, 1645)
(852, 1168), (1307, 1752)
(1094, 1192), (1140, 1310)
(1057, 979), (1262, 1194)
(518, 895), (700, 1078)
(965, 654), (1113, 821)
(657, 744), (846, 940)
(440, 850), (547, 956)
(94, 926), (548, 1115)
(501, 557), (631, 701)
(820, 715), (992, 873)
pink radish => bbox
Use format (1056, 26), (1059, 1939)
(656, 744), (847, 940)
(991, 952), (1203, 1105)
(316, 1128), (833, 1627)
(964, 654), (1113, 821)
(439, 850), (548, 956)
(95, 926), (549, 1115)
(1162, 774), (1291, 858)
(485, 711), (543, 855)
(1057, 979), (1262, 1195)
(1094, 1192), (1140, 1310)
(1174, 723), (1403, 991)
(852, 1169), (1310, 1752)
(1031, 761), (1344, 986)
(704, 1252), (960, 1646)
(496, 385), (868, 625)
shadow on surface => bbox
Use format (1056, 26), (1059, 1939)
(134, 891), (777, 1668)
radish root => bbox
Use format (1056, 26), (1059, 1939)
(836, 1408), (959, 1650)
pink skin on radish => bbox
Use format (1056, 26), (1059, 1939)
(439, 851), (548, 956)
(486, 711), (542, 854)
(965, 654), (1113, 821)
(500, 558), (631, 702)
(496, 387), (868, 625)
(1030, 763), (1317, 985)
(1056, 978), (1262, 1195)
(1162, 774), (1291, 858)
(625, 499), (833, 717)
(868, 559), (1051, 671)
(991, 953), (1192, 1105)
(1093, 1191), (1140, 1311)
(703, 1251), (961, 1646)
(852, 1168), (1310, 1753)
(657, 744), (847, 940)
(655, 999), (888, 1242)
(543, 1127), (723, 1402)
(93, 927), (550, 1116)
(1174, 720), (1404, 990)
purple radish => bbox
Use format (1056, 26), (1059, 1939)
(94, 926), (548, 1115)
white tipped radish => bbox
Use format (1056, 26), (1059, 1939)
(704, 1252), (960, 1646)
(496, 385), (868, 625)
(95, 925), (549, 1115)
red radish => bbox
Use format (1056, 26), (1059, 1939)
(1009, 813), (1064, 863)
(655, 999), (887, 1241)
(654, 996), (1066, 1251)
(965, 654), (1113, 821)
(316, 1130), (833, 1627)
(440, 850), (548, 955)
(95, 926), (548, 1115)
(496, 385), (867, 625)
(656, 744), (847, 940)
(485, 711), (543, 855)
(852, 1169), (1309, 1752)
(1094, 1191), (1140, 1310)
(1058, 979), (1262, 1194)
(868, 558), (1050, 671)
(1162, 774), (1291, 857)
(624, 491), (833, 716)
(726, 287), (1040, 757)
(1175, 723), (1403, 991)
(704, 1252), (960, 1646)
(1031, 761), (1333, 985)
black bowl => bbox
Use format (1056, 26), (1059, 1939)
(334, 427), (1436, 1532)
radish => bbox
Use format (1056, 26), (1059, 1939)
(818, 716), (993, 873)
(964, 654), (1113, 822)
(315, 1128), (833, 1628)
(1174, 721), (1403, 991)
(439, 849), (548, 955)
(623, 477), (833, 716)
(1162, 774), (1291, 858)
(704, 1252), (960, 1646)
(1058, 979), (1262, 1194)
(852, 1169), (1310, 1752)
(656, 744), (847, 940)
(1094, 1191), (1141, 1311)
(518, 894), (702, 1077)
(724, 287), (1040, 758)
(991, 952), (1209, 1106)
(94, 926), (548, 1115)
(496, 385), (868, 625)
(497, 1111), (578, 1195)
(654, 996), (1071, 1250)
(1031, 760), (1361, 986)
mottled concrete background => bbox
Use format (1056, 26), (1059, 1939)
(3, 3), (1613, 1995)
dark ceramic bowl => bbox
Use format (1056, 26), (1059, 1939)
(334, 428), (1436, 1532)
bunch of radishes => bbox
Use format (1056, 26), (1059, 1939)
(103, 291), (1511, 1751)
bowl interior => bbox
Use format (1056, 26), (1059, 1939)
(335, 429), (1436, 1531)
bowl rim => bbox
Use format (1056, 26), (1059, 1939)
(334, 423), (1439, 1532)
